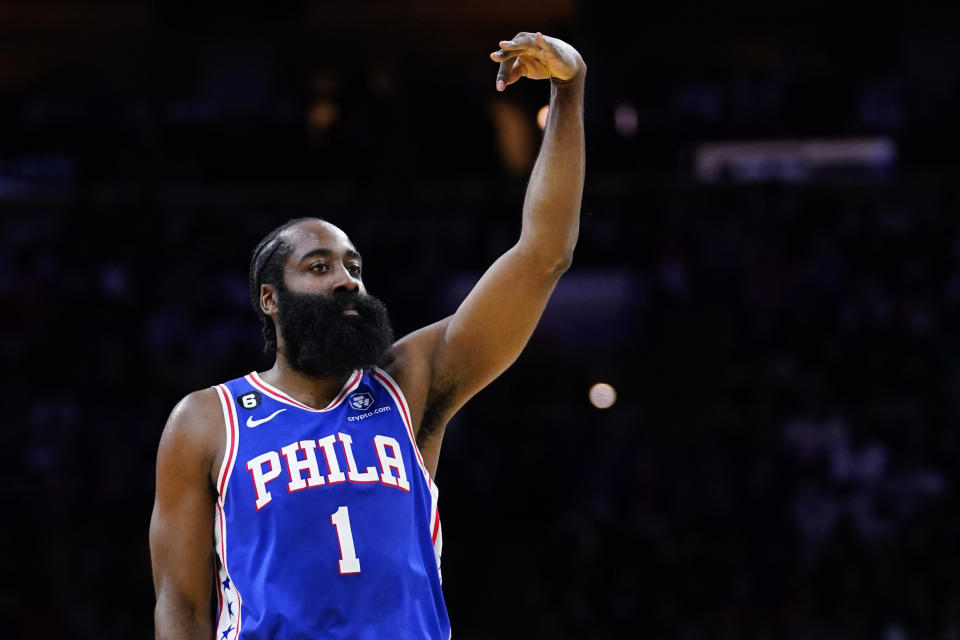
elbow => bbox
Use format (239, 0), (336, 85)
(154, 596), (211, 639)
(551, 252), (574, 275)
(537, 249), (577, 277)
(537, 250), (574, 277)
(552, 238), (577, 274)
(517, 238), (575, 276)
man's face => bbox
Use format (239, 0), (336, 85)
(268, 220), (394, 378)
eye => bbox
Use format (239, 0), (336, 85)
(309, 263), (329, 273)
(347, 263), (362, 277)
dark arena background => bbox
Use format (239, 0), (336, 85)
(4, 1), (960, 638)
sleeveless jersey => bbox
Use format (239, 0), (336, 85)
(211, 367), (450, 640)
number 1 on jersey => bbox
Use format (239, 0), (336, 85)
(330, 506), (361, 574)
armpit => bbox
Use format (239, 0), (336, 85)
(418, 379), (457, 447)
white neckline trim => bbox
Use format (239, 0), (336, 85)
(246, 370), (363, 412)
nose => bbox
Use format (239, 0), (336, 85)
(332, 263), (361, 294)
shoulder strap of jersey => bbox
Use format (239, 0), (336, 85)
(370, 367), (442, 566)
(213, 382), (242, 500)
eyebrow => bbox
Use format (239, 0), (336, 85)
(298, 248), (363, 263)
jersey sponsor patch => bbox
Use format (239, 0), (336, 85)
(237, 391), (262, 410)
(348, 392), (375, 411)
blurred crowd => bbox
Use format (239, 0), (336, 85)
(441, 180), (960, 639)
(4, 176), (960, 638)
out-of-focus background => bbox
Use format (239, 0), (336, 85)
(4, 1), (960, 638)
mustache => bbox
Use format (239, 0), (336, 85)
(278, 288), (386, 325)
(329, 290), (377, 314)
(285, 288), (363, 308)
(331, 290), (361, 307)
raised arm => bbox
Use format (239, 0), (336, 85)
(390, 32), (585, 465)
(494, 32), (586, 269)
(150, 389), (223, 640)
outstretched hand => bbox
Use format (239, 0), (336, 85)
(490, 32), (585, 92)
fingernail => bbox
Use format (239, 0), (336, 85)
(500, 40), (513, 46)
(496, 80), (505, 91)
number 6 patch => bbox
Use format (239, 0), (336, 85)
(237, 391), (262, 410)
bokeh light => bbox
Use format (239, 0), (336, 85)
(588, 382), (617, 409)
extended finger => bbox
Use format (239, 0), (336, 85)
(490, 49), (522, 63)
(495, 59), (524, 91)
(495, 58), (512, 91)
(497, 32), (539, 51)
(491, 33), (550, 67)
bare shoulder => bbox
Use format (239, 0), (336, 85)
(158, 387), (225, 487)
(163, 388), (223, 445)
(384, 320), (449, 423)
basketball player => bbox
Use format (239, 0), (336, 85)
(150, 32), (585, 639)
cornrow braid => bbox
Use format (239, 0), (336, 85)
(248, 217), (324, 354)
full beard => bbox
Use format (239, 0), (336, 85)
(275, 287), (394, 379)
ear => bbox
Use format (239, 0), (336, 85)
(260, 283), (278, 316)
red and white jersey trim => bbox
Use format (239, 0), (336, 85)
(245, 370), (363, 412)
(370, 367), (443, 566)
(215, 385), (240, 498)
(214, 384), (243, 640)
(369, 367), (425, 479)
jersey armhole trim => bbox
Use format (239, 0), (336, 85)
(213, 384), (239, 499)
(212, 384), (243, 640)
(370, 367), (428, 480)
(371, 367), (443, 562)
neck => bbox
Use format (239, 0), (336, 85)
(258, 351), (356, 410)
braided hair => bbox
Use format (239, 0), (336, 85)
(248, 217), (324, 354)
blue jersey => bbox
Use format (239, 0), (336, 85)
(211, 367), (449, 640)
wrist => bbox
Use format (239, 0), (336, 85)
(550, 62), (587, 90)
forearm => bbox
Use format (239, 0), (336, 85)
(518, 70), (586, 270)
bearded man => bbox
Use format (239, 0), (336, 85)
(149, 31), (586, 640)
